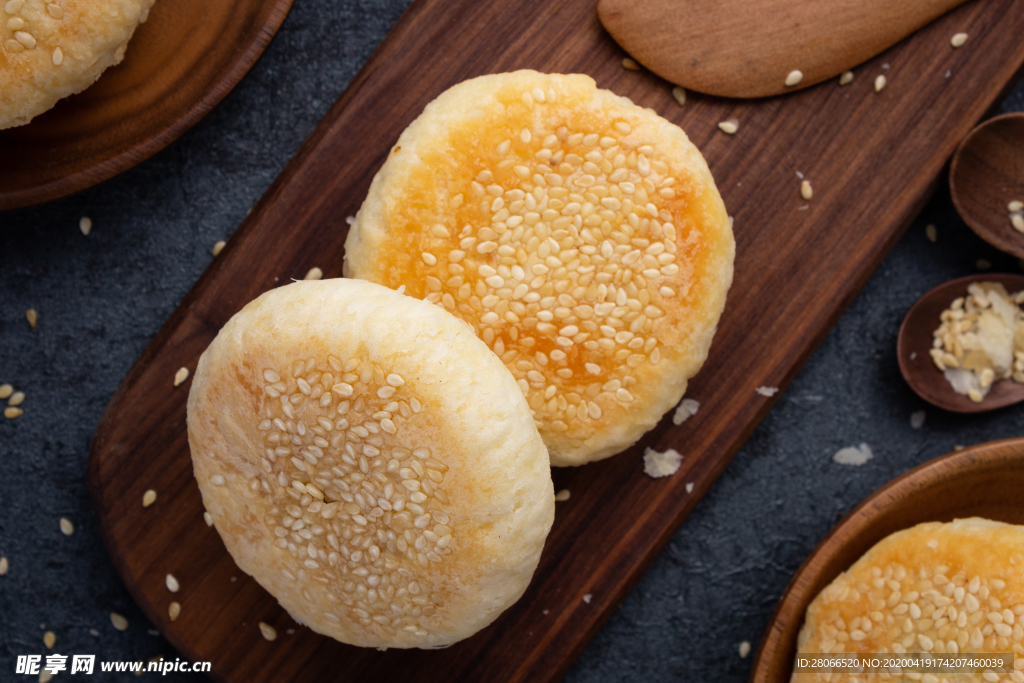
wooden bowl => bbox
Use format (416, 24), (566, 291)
(751, 437), (1024, 683)
(949, 112), (1024, 259)
(0, 0), (294, 211)
(897, 273), (1024, 413)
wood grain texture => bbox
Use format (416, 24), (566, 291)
(87, 0), (1024, 681)
(751, 437), (1024, 683)
(597, 0), (968, 98)
(0, 0), (294, 211)
(950, 113), (1024, 258)
(897, 274), (1024, 413)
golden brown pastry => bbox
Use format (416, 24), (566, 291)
(1, 0), (155, 129)
(187, 278), (554, 648)
(794, 518), (1024, 682)
(345, 70), (734, 466)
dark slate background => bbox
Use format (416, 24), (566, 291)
(1, 0), (1023, 679)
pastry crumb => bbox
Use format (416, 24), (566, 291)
(554, 489), (570, 502)
(672, 398), (700, 425)
(685, 482), (694, 494)
(643, 447), (682, 478)
(582, 593), (592, 604)
(910, 411), (925, 429)
(755, 386), (779, 397)
(833, 443), (873, 466)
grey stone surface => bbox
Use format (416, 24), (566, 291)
(1, 0), (1022, 679)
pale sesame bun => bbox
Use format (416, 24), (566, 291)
(186, 279), (554, 649)
(794, 518), (1024, 682)
(344, 70), (734, 467)
(1, 0), (155, 130)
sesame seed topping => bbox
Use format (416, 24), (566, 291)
(0, 384), (11, 399)
(671, 86), (686, 106)
(951, 32), (968, 47)
(1010, 201), (1024, 213)
(212, 241), (226, 256)
(4, 407), (23, 419)
(43, 631), (55, 648)
(739, 641), (751, 658)
(25, 308), (37, 328)
(718, 119), (739, 135)
(0, 557), (7, 575)
(874, 75), (887, 92)
(165, 574), (180, 592)
(839, 71), (854, 86)
(259, 622), (277, 641)
(1011, 214), (1024, 233)
(60, 518), (74, 536)
(110, 613), (128, 631)
(142, 490), (157, 507)
(203, 512), (213, 526)
(926, 224), (938, 242)
(5, 0), (25, 13)
(51, 46), (62, 65)
(621, 57), (640, 71)
(13, 30), (35, 49)
(554, 489), (571, 501)
(46, 3), (61, 18)
(210, 475), (225, 486)
(174, 367), (189, 387)
(8, 390), (24, 406)
(785, 70), (803, 87)
(800, 180), (813, 201)
(79, 217), (92, 235)
(304, 267), (323, 281)
(169, 602), (181, 621)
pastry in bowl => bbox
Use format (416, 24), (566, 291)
(187, 278), (554, 648)
(345, 70), (734, 466)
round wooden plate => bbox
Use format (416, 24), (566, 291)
(0, 0), (294, 212)
(751, 437), (1024, 683)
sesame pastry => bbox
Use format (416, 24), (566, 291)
(1, 0), (155, 129)
(345, 70), (734, 466)
(793, 518), (1024, 683)
(187, 279), (554, 648)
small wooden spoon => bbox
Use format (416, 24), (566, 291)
(596, 0), (968, 98)
(950, 113), (1024, 259)
(897, 274), (1024, 413)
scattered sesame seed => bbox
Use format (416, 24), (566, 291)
(51, 46), (62, 65)
(89, 629), (98, 637)
(926, 224), (937, 242)
(839, 70), (854, 86)
(60, 518), (74, 536)
(110, 613), (129, 631)
(79, 217), (92, 235)
(685, 482), (694, 493)
(800, 180), (813, 201)
(43, 631), (55, 648)
(169, 602), (181, 621)
(583, 593), (593, 604)
(203, 512), (213, 527)
(165, 574), (179, 593)
(785, 70), (803, 87)
(673, 398), (700, 425)
(259, 622), (277, 641)
(40, 670), (53, 683)
(8, 390), (24, 406)
(142, 490), (157, 507)
(1011, 213), (1024, 233)
(304, 267), (323, 281)
(1009, 200), (1023, 213)
(621, 57), (640, 71)
(718, 119), (739, 135)
(950, 32), (968, 47)
(976, 259), (991, 271)
(833, 443), (873, 466)
(173, 367), (189, 387)
(671, 86), (686, 106)
(755, 386), (779, 397)
(14, 30), (35, 48)
(739, 641), (751, 658)
(0, 384), (11, 399)
(212, 241), (226, 256)
(26, 308), (37, 327)
(4, 407), (23, 419)
(968, 387), (983, 403)
(643, 447), (683, 478)
(0, 557), (7, 575)
(874, 75), (887, 92)
(910, 410), (926, 429)
(555, 489), (571, 501)
(210, 474), (225, 486)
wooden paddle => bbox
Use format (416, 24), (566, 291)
(597, 0), (970, 98)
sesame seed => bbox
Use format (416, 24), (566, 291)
(51, 46), (62, 65)
(168, 602), (181, 621)
(718, 119), (739, 135)
(555, 489), (571, 501)
(43, 631), (55, 648)
(4, 407), (23, 419)
(110, 613), (128, 631)
(212, 241), (226, 256)
(755, 386), (779, 397)
(926, 224), (937, 242)
(671, 86), (686, 105)
(950, 32), (968, 47)
(0, 384), (11, 399)
(5, 15), (22, 28)
(1012, 214), (1024, 233)
(1009, 201), (1023, 212)
(785, 70), (803, 87)
(210, 475), (225, 486)
(14, 30), (35, 49)
(874, 75), (887, 92)
(739, 641), (751, 658)
(583, 593), (593, 603)
(142, 490), (157, 507)
(174, 367), (189, 387)
(621, 57), (640, 71)
(259, 622), (277, 641)
(304, 267), (323, 281)
(800, 180), (813, 201)
(25, 309), (37, 327)
(8, 391), (24, 406)
(421, 252), (437, 266)
(166, 574), (180, 592)
(839, 70), (854, 86)
(0, 557), (7, 575)
(203, 512), (213, 526)
(685, 482), (694, 493)
(60, 518), (74, 536)
(5, 0), (25, 12)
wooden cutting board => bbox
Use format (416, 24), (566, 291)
(88, 0), (1024, 681)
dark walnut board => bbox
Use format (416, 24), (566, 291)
(88, 0), (1024, 681)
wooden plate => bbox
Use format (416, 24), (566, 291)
(751, 437), (1024, 683)
(0, 0), (294, 211)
